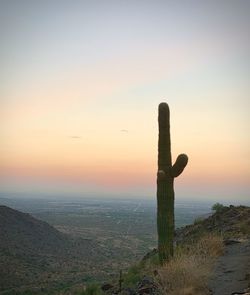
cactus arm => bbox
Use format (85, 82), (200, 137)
(171, 154), (188, 178)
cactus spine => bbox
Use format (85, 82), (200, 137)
(157, 102), (188, 264)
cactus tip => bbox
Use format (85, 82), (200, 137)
(159, 102), (169, 110)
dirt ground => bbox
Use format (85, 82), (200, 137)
(208, 239), (250, 295)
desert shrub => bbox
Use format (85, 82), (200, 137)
(158, 234), (224, 295)
(78, 284), (103, 295)
(158, 255), (209, 295)
(123, 263), (144, 286)
(194, 217), (203, 225)
(194, 234), (224, 257)
(211, 203), (225, 213)
(148, 252), (160, 266)
(238, 221), (250, 235)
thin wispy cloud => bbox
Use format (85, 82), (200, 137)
(69, 136), (82, 139)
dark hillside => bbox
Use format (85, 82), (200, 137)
(0, 205), (107, 294)
(0, 205), (68, 254)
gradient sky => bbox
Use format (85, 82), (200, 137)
(1, 0), (249, 202)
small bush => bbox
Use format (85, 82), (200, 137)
(211, 203), (225, 213)
(158, 234), (224, 295)
(123, 263), (145, 286)
(78, 284), (103, 295)
(194, 217), (203, 225)
(239, 221), (250, 235)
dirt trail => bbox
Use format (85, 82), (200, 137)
(208, 239), (250, 295)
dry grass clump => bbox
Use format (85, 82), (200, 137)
(158, 234), (224, 295)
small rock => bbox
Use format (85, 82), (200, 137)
(101, 283), (114, 291)
(224, 239), (241, 245)
(137, 276), (160, 295)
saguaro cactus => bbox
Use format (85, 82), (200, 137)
(157, 102), (188, 264)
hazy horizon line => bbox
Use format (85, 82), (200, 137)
(0, 191), (249, 206)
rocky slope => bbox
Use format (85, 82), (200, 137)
(175, 205), (250, 243)
(101, 205), (250, 295)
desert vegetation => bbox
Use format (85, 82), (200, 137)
(1, 198), (249, 294)
(158, 234), (224, 295)
(98, 205), (249, 295)
(211, 202), (226, 213)
(98, 233), (224, 295)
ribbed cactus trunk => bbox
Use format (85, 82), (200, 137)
(157, 102), (188, 264)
